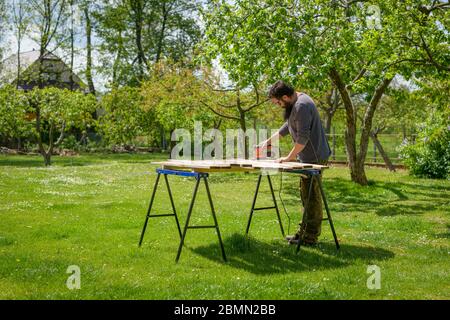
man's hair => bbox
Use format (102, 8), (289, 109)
(268, 80), (295, 99)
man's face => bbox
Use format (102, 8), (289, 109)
(271, 95), (294, 109)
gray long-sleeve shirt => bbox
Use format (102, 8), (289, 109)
(278, 93), (331, 163)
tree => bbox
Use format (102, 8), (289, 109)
(202, 0), (449, 185)
(93, 0), (202, 87)
(67, 0), (83, 91)
(313, 85), (343, 134)
(199, 76), (269, 158)
(367, 78), (429, 171)
(400, 76), (450, 179)
(81, 0), (96, 95)
(0, 85), (32, 149)
(150, 0), (202, 64)
(396, 1), (450, 74)
(140, 61), (219, 150)
(127, 0), (149, 80)
(28, 87), (96, 166)
(0, 0), (6, 64)
(28, 0), (68, 87)
(10, 0), (32, 89)
(93, 1), (131, 87)
(97, 86), (149, 146)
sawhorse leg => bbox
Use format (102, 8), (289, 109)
(296, 171), (340, 253)
(138, 172), (182, 247)
(246, 173), (285, 238)
(176, 174), (227, 263)
(318, 177), (340, 250)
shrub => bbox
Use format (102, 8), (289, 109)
(60, 135), (78, 150)
(400, 111), (450, 179)
(97, 87), (149, 146)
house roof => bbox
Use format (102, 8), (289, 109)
(1, 50), (40, 83)
(0, 50), (86, 90)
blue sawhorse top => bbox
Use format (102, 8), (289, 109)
(157, 168), (209, 179)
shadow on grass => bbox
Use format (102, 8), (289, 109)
(0, 155), (96, 168)
(0, 153), (166, 168)
(280, 176), (447, 217)
(435, 224), (450, 239)
(192, 233), (394, 275)
(0, 157), (46, 167)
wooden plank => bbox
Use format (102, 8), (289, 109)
(178, 166), (257, 173)
(253, 160), (327, 169)
(154, 160), (232, 169)
(160, 164), (255, 173)
(226, 159), (255, 167)
(152, 159), (328, 171)
(153, 162), (212, 169)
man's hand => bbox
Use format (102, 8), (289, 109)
(276, 156), (293, 163)
(277, 143), (305, 163)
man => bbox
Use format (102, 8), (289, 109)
(260, 80), (331, 245)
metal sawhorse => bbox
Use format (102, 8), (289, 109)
(245, 172), (285, 238)
(139, 168), (339, 262)
(138, 169), (227, 263)
(245, 169), (340, 253)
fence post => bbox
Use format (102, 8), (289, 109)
(161, 128), (167, 151)
(332, 127), (336, 161)
(373, 140), (377, 162)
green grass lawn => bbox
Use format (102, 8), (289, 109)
(0, 153), (449, 299)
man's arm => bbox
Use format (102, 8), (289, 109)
(276, 143), (305, 163)
(293, 104), (312, 146)
(260, 122), (288, 148)
(278, 121), (289, 137)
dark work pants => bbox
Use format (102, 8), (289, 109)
(298, 161), (327, 241)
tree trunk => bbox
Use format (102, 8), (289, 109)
(161, 127), (167, 151)
(348, 128), (368, 185)
(43, 152), (52, 166)
(330, 68), (393, 185)
(370, 132), (396, 172)
(131, 0), (148, 80)
(84, 4), (95, 95)
(358, 79), (393, 164)
(214, 119), (222, 130)
(16, 29), (21, 89)
(324, 111), (333, 134)
(155, 3), (168, 63)
(35, 106), (65, 167)
(322, 87), (339, 134)
(239, 111), (248, 159)
(112, 29), (124, 88)
(236, 89), (249, 159)
(70, 0), (75, 91)
(329, 68), (362, 184)
(38, 1), (50, 89)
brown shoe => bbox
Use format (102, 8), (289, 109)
(285, 234), (299, 242)
(285, 223), (307, 243)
